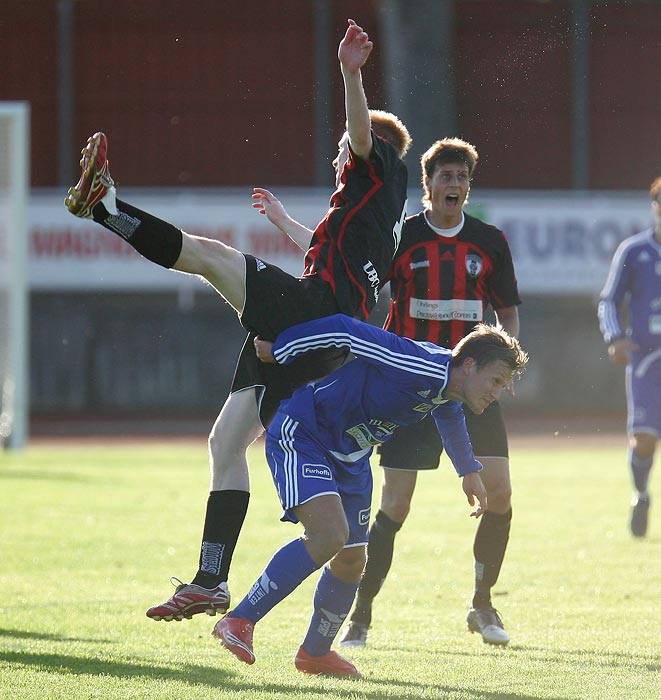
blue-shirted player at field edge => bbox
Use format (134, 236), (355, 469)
(212, 313), (527, 677)
(598, 176), (661, 537)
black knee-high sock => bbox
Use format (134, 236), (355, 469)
(629, 446), (653, 494)
(191, 490), (250, 589)
(472, 508), (512, 609)
(92, 199), (183, 268)
(349, 510), (402, 625)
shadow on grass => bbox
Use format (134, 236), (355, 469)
(513, 644), (661, 673)
(0, 628), (111, 644)
(377, 640), (660, 674)
(0, 650), (236, 686)
(0, 649), (571, 700)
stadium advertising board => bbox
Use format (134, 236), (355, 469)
(28, 190), (652, 295)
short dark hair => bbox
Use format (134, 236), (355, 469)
(420, 138), (479, 207)
(451, 323), (528, 378)
(369, 109), (412, 159)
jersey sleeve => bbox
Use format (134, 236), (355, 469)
(367, 132), (397, 177)
(487, 232), (522, 310)
(598, 240), (632, 343)
(272, 313), (450, 383)
(431, 403), (483, 476)
(344, 131), (391, 181)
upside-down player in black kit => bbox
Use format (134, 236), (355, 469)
(64, 20), (410, 670)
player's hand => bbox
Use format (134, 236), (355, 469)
(608, 338), (638, 365)
(252, 188), (289, 229)
(338, 19), (373, 74)
(254, 336), (276, 363)
(462, 471), (488, 518)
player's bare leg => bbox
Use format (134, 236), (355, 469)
(173, 234), (246, 314)
(208, 390), (262, 491)
(147, 389), (263, 621)
(66, 132), (249, 315)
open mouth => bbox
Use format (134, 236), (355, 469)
(445, 195), (459, 206)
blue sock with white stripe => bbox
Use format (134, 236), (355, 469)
(301, 566), (359, 656)
(230, 538), (319, 623)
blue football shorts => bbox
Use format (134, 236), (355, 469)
(627, 348), (661, 436)
(265, 411), (372, 547)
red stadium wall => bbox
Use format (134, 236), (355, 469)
(0, 1), (658, 190)
(589, 4), (661, 189)
(455, 1), (572, 189)
(72, 0), (318, 187)
(1, 2), (59, 186)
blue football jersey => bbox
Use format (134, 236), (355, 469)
(599, 229), (661, 351)
(270, 314), (482, 476)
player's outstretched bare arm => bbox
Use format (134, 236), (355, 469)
(339, 19), (373, 159)
(252, 187), (313, 252)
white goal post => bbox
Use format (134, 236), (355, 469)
(0, 103), (30, 449)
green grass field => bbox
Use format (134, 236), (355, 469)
(1, 437), (658, 700)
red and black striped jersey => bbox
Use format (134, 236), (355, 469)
(302, 133), (408, 321)
(384, 211), (521, 348)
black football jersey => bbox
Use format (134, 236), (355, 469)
(303, 133), (408, 320)
(384, 211), (521, 348)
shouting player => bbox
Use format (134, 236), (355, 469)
(339, 138), (522, 648)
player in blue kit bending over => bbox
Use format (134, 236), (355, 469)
(598, 176), (661, 537)
(212, 313), (527, 677)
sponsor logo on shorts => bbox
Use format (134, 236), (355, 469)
(255, 258), (267, 271)
(358, 507), (371, 526)
(302, 463), (333, 480)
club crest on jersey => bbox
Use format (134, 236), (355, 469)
(466, 254), (483, 278)
(346, 420), (398, 449)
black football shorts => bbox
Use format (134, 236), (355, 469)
(240, 254), (339, 339)
(231, 254), (348, 427)
(378, 400), (509, 470)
